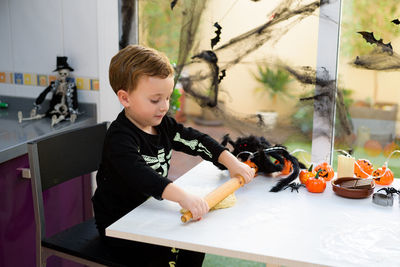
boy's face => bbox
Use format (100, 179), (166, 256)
(118, 75), (174, 132)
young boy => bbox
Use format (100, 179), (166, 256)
(92, 45), (255, 266)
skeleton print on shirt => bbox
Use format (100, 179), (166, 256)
(141, 148), (172, 177)
(140, 132), (213, 178)
(173, 132), (212, 159)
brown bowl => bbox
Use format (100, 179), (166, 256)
(331, 177), (375, 199)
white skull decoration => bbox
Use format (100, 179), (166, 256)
(58, 69), (70, 83)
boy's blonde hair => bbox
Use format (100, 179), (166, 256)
(109, 45), (174, 94)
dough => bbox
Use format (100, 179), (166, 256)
(180, 192), (236, 214)
(213, 193), (237, 209)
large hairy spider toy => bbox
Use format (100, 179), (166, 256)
(219, 134), (305, 192)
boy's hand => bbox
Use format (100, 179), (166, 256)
(178, 193), (209, 220)
(227, 160), (256, 184)
(218, 150), (256, 184)
(162, 183), (209, 221)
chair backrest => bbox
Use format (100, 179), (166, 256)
(29, 122), (108, 240)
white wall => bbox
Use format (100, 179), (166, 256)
(97, 0), (122, 122)
(0, 0), (121, 121)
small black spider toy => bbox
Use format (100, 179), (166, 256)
(283, 182), (305, 193)
(218, 134), (306, 192)
(377, 187), (400, 196)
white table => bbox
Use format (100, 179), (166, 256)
(106, 161), (400, 267)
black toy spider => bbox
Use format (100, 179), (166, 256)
(283, 182), (305, 193)
(377, 187), (400, 196)
(218, 134), (305, 192)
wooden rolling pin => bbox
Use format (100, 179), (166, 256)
(181, 175), (245, 223)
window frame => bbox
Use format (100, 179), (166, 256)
(311, 0), (343, 165)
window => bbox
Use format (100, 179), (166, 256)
(137, 0), (400, 177)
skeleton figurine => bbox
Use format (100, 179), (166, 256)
(18, 56), (78, 126)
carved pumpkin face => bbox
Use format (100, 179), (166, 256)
(372, 166), (394, 185)
(354, 159), (373, 178)
(314, 162), (334, 181)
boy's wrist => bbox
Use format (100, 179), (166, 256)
(218, 150), (239, 168)
(162, 183), (187, 203)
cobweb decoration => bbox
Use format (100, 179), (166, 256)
(353, 50), (400, 70)
(172, 0), (336, 141)
(213, 0), (331, 71)
(282, 64), (353, 138)
(174, 0), (208, 85)
(352, 19), (400, 70)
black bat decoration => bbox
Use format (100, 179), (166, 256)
(170, 0), (178, 10)
(218, 70), (226, 83)
(357, 31), (393, 54)
(211, 22), (222, 49)
(392, 19), (400, 25)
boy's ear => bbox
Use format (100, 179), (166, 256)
(117, 89), (130, 107)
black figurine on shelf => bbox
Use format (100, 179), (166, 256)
(18, 56), (79, 126)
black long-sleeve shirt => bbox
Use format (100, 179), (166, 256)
(92, 111), (226, 234)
